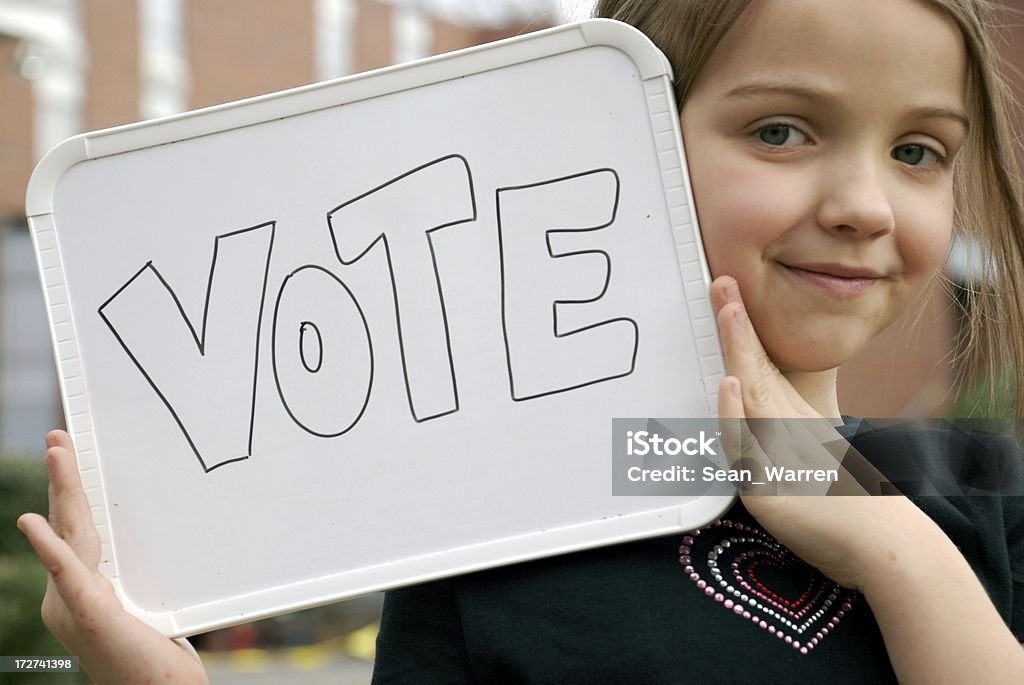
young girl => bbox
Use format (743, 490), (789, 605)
(17, 0), (1024, 682)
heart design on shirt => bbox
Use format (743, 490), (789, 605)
(679, 518), (859, 654)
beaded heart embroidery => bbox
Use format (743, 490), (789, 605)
(679, 518), (859, 655)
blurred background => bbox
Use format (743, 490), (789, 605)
(0, 0), (1022, 683)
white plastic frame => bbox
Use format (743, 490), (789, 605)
(26, 19), (729, 637)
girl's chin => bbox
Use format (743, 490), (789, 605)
(751, 310), (884, 375)
(766, 341), (865, 376)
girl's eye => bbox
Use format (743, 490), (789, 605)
(756, 123), (807, 147)
(892, 144), (942, 167)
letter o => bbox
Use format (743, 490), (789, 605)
(272, 266), (374, 437)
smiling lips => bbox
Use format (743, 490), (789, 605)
(781, 263), (883, 297)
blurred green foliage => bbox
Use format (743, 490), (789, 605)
(954, 373), (1016, 419)
(0, 457), (84, 684)
(1, 456), (47, 556)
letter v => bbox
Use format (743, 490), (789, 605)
(98, 222), (275, 472)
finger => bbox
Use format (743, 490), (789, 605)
(46, 428), (72, 450)
(718, 376), (744, 466)
(17, 513), (99, 613)
(718, 377), (775, 494)
(715, 299), (786, 415)
(46, 431), (93, 526)
(709, 275), (739, 314)
(44, 433), (100, 568)
(717, 376), (743, 419)
(711, 278), (782, 412)
(717, 377), (759, 468)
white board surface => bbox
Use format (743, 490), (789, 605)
(27, 20), (730, 637)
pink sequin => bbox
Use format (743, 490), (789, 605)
(678, 519), (859, 658)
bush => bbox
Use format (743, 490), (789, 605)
(0, 456), (48, 556)
(0, 457), (85, 684)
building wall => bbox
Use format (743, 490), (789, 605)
(0, 35), (45, 455)
(187, 0), (316, 108)
(0, 36), (35, 219)
(354, 0), (392, 71)
(83, 0), (139, 129)
(427, 7), (554, 55)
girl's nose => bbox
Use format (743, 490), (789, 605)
(815, 160), (896, 238)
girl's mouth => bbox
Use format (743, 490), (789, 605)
(780, 263), (882, 297)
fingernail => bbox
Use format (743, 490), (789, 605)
(725, 280), (740, 303)
(734, 306), (747, 327)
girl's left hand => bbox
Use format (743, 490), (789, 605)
(709, 275), (943, 590)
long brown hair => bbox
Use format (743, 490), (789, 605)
(594, 0), (1024, 418)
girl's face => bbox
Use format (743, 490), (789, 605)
(681, 0), (968, 373)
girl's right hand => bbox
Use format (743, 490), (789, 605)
(16, 430), (209, 685)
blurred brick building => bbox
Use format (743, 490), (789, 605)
(1, 0), (1024, 453)
(0, 0), (559, 452)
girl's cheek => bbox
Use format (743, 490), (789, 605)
(697, 166), (808, 252)
(896, 192), (955, 278)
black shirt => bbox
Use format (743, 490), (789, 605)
(373, 421), (1024, 683)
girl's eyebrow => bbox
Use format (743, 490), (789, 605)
(723, 82), (970, 133)
(724, 82), (835, 107)
(906, 106), (971, 134)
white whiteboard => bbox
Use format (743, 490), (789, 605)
(26, 20), (730, 637)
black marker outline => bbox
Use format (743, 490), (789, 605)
(495, 168), (639, 402)
(299, 321), (324, 374)
(271, 264), (374, 438)
(98, 221), (277, 473)
(326, 154), (475, 423)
